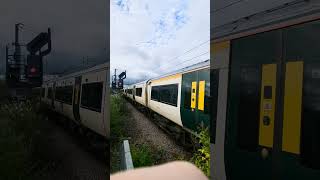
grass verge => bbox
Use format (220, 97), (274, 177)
(110, 94), (128, 173)
(0, 100), (53, 180)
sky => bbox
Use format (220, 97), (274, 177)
(0, 0), (108, 75)
(111, 0), (210, 84)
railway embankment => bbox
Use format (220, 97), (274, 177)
(0, 84), (108, 179)
(110, 94), (191, 173)
(0, 100), (53, 179)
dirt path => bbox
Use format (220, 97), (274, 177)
(39, 119), (108, 180)
(124, 101), (191, 162)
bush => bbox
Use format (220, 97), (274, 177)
(130, 143), (154, 168)
(191, 128), (210, 177)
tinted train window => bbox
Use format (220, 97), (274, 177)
(81, 82), (103, 112)
(210, 70), (219, 143)
(151, 86), (159, 101)
(136, 88), (142, 97)
(127, 89), (132, 95)
(41, 88), (45, 98)
(183, 82), (192, 109)
(204, 80), (211, 114)
(47, 88), (52, 99)
(301, 63), (320, 169)
(237, 66), (261, 151)
(55, 86), (73, 104)
(159, 84), (178, 106)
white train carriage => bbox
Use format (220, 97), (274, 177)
(146, 74), (183, 127)
(41, 63), (109, 139)
(125, 85), (134, 100)
(132, 81), (147, 107)
(126, 61), (210, 134)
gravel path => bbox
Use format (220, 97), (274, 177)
(124, 101), (191, 162)
(40, 119), (108, 180)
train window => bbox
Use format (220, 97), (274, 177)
(204, 80), (211, 114)
(300, 63), (320, 169)
(55, 86), (73, 104)
(81, 82), (103, 112)
(136, 88), (142, 97)
(237, 66), (261, 151)
(184, 83), (192, 110)
(41, 88), (46, 98)
(151, 86), (159, 101)
(127, 89), (132, 95)
(55, 87), (62, 100)
(159, 84), (178, 106)
(210, 69), (219, 143)
(47, 88), (53, 99)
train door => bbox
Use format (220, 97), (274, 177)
(226, 30), (281, 180)
(277, 19), (320, 180)
(180, 69), (210, 133)
(73, 76), (82, 123)
(226, 20), (320, 180)
(133, 85), (135, 100)
(52, 82), (56, 109)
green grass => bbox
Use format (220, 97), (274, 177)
(110, 94), (128, 173)
(110, 95), (164, 171)
(110, 94), (128, 138)
(0, 100), (52, 180)
(130, 143), (154, 168)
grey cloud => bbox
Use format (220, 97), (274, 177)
(0, 0), (108, 75)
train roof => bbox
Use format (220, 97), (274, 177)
(43, 62), (109, 83)
(212, 0), (320, 42)
(129, 60), (209, 86)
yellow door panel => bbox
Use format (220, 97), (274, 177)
(198, 81), (205, 111)
(191, 81), (197, 109)
(282, 61), (303, 154)
(259, 64), (277, 148)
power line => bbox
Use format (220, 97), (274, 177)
(211, 0), (308, 31)
(156, 51), (209, 75)
(153, 39), (210, 71)
(210, 0), (247, 14)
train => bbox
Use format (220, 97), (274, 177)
(211, 1), (320, 179)
(123, 60), (210, 139)
(40, 63), (110, 139)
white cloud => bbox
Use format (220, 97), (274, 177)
(111, 0), (210, 84)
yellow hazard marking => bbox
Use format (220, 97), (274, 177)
(282, 61), (303, 154)
(198, 81), (205, 111)
(191, 81), (197, 109)
(259, 64), (277, 148)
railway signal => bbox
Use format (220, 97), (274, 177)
(5, 24), (52, 99)
(118, 71), (126, 89)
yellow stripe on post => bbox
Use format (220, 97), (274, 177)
(198, 81), (205, 111)
(191, 81), (197, 109)
(259, 64), (277, 148)
(282, 61), (303, 154)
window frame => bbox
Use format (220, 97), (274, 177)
(80, 82), (104, 112)
(135, 87), (143, 97)
(151, 84), (179, 107)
